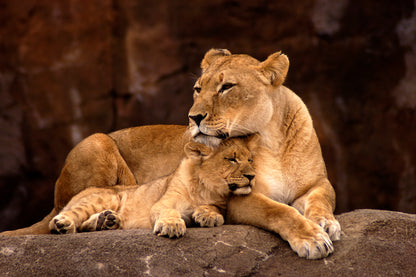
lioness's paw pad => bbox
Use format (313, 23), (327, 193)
(192, 210), (224, 227)
(153, 218), (186, 238)
(49, 215), (76, 234)
(96, 210), (120, 231)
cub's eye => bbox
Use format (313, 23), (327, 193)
(194, 87), (201, 94)
(218, 83), (235, 93)
(248, 158), (253, 164)
(225, 157), (237, 163)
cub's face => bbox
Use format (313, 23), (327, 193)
(188, 49), (289, 147)
(184, 137), (256, 196)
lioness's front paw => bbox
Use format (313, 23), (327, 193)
(287, 220), (334, 259)
(153, 217), (186, 238)
(310, 216), (341, 241)
(49, 215), (76, 234)
(192, 208), (224, 227)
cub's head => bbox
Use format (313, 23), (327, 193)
(184, 135), (258, 196)
(189, 49), (289, 147)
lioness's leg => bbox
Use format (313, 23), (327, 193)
(226, 193), (333, 260)
(291, 178), (341, 241)
(54, 133), (137, 212)
(49, 188), (120, 234)
(192, 205), (224, 227)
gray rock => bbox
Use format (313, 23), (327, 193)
(1, 209), (415, 276)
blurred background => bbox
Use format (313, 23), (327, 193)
(0, 0), (415, 232)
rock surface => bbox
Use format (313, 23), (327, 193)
(1, 209), (415, 276)
(1, 0), (415, 231)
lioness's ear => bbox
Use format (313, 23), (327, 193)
(258, 51), (289, 87)
(201, 49), (232, 72)
(184, 142), (213, 160)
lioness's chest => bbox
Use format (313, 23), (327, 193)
(253, 150), (295, 204)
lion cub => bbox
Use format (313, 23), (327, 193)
(49, 137), (255, 237)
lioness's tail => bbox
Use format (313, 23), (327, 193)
(0, 208), (56, 236)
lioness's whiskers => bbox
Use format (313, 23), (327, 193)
(228, 111), (243, 134)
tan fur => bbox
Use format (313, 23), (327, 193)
(48, 138), (255, 238)
(2, 49), (340, 259)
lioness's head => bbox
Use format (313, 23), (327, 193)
(184, 135), (257, 196)
(189, 49), (289, 147)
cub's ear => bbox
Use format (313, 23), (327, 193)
(245, 133), (261, 153)
(184, 142), (213, 160)
(258, 51), (289, 87)
(201, 49), (232, 72)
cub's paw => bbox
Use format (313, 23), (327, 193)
(153, 217), (186, 238)
(49, 215), (76, 234)
(310, 216), (341, 241)
(287, 219), (334, 259)
(80, 210), (121, 232)
(192, 207), (224, 227)
(96, 210), (120, 231)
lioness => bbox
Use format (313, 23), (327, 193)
(3, 49), (341, 259)
(49, 137), (256, 238)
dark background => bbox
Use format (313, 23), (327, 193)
(1, 0), (415, 232)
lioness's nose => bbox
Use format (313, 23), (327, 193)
(189, 113), (207, 126)
(244, 174), (255, 182)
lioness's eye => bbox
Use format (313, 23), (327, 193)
(218, 83), (235, 93)
(225, 157), (237, 163)
(248, 158), (253, 164)
(194, 87), (201, 94)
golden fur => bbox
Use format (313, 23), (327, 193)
(2, 49), (340, 259)
(49, 138), (256, 238)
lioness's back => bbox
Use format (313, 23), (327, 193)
(109, 125), (190, 184)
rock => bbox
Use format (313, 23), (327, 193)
(1, 209), (415, 276)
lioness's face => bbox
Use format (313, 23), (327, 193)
(197, 139), (256, 196)
(188, 49), (289, 147)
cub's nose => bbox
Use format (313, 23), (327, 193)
(243, 174), (255, 182)
(189, 113), (207, 126)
